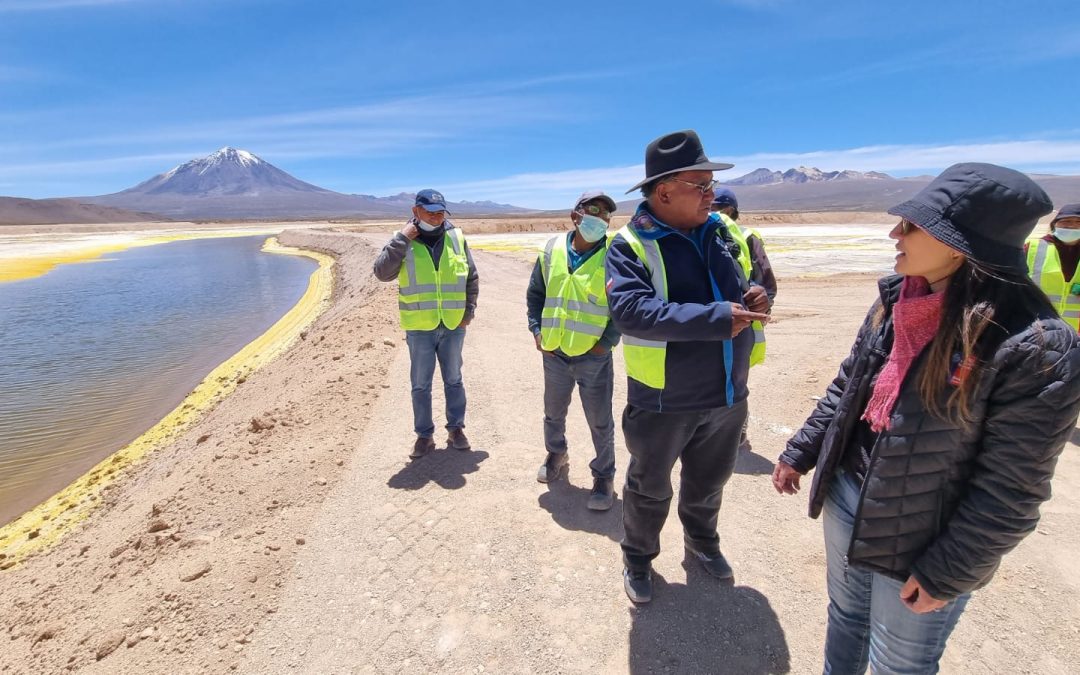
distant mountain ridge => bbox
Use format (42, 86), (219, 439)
(0, 197), (166, 226)
(79, 147), (530, 220)
(614, 166), (1080, 213)
(725, 166), (892, 185)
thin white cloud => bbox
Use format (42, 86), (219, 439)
(0, 0), (145, 10)
(422, 137), (1080, 209)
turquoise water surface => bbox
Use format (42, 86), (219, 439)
(0, 235), (316, 525)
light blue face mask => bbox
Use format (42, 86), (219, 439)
(1054, 227), (1080, 244)
(576, 213), (609, 243)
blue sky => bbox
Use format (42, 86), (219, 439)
(1, 0), (1078, 208)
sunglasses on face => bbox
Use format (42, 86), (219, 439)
(666, 178), (720, 196)
(577, 203), (611, 217)
(899, 219), (919, 235)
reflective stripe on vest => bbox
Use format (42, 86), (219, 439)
(617, 226), (669, 389)
(538, 234), (611, 355)
(397, 228), (469, 330)
(1028, 237), (1080, 331)
(720, 215), (767, 366)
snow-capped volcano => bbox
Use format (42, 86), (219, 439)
(79, 147), (529, 219)
(123, 147), (331, 198)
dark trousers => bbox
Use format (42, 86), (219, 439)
(542, 351), (616, 479)
(621, 399), (748, 570)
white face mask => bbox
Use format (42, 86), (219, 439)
(1054, 227), (1080, 244)
(415, 213), (444, 232)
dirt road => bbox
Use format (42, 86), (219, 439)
(2, 230), (1077, 674)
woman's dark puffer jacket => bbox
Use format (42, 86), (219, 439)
(781, 275), (1080, 600)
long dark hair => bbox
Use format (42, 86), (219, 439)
(918, 260), (1056, 425)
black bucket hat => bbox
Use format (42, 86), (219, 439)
(887, 162), (1053, 272)
(626, 129), (733, 194)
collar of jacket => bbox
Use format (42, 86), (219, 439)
(877, 274), (905, 310)
(628, 202), (721, 242)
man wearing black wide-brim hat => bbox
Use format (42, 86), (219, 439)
(605, 130), (771, 603)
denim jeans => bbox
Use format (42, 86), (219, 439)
(621, 399), (747, 570)
(542, 350), (616, 479)
(405, 325), (466, 438)
(823, 469), (970, 675)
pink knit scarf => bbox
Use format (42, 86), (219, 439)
(862, 276), (945, 433)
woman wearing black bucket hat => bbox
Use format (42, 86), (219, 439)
(772, 163), (1080, 673)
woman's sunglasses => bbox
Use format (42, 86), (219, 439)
(898, 219), (919, 235)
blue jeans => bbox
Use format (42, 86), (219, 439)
(405, 325), (466, 438)
(823, 469), (970, 675)
(542, 350), (616, 479)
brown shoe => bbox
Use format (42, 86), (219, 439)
(410, 436), (435, 459)
(447, 428), (471, 451)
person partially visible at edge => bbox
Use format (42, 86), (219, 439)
(373, 189), (480, 459)
(605, 129), (770, 604)
(772, 163), (1080, 674)
(1026, 202), (1080, 332)
(711, 187), (777, 454)
(526, 190), (622, 511)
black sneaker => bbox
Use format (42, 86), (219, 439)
(536, 452), (569, 483)
(686, 544), (734, 580)
(623, 566), (653, 604)
(409, 436), (435, 459)
(587, 477), (614, 511)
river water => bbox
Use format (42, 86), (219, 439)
(0, 235), (316, 525)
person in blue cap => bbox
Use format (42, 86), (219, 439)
(711, 187), (777, 454)
(373, 189), (480, 459)
(527, 190), (622, 511)
(774, 164), (1080, 673)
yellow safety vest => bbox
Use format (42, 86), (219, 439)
(719, 213), (768, 366)
(539, 234), (611, 356)
(397, 227), (469, 330)
(616, 226), (670, 389)
(1027, 237), (1080, 331)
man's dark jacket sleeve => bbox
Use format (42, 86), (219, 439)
(373, 231), (409, 281)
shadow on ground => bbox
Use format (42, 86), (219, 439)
(1070, 425), (1080, 446)
(735, 443), (776, 476)
(537, 479), (622, 543)
(387, 448), (489, 491)
(628, 559), (791, 674)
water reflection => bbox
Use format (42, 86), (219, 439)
(0, 236), (315, 525)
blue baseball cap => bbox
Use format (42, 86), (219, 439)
(415, 188), (449, 213)
(711, 187), (738, 209)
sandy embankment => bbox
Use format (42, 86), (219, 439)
(0, 226), (1076, 674)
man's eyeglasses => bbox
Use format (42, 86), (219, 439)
(666, 178), (720, 196)
(577, 203), (611, 217)
(899, 219), (919, 235)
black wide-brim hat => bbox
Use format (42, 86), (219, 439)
(626, 129), (734, 194)
(887, 162), (1053, 272)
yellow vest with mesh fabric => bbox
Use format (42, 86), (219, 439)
(719, 214), (767, 366)
(397, 228), (469, 331)
(616, 226), (670, 389)
(1026, 237), (1080, 331)
(539, 234), (611, 356)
